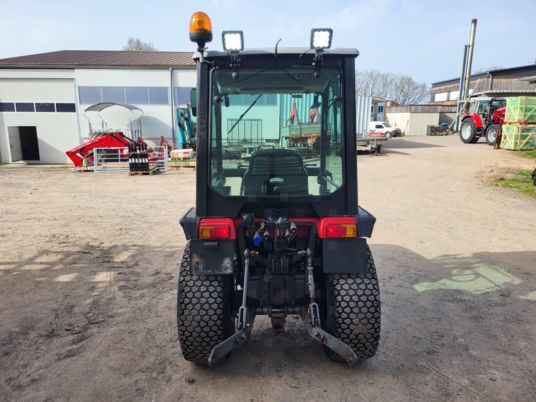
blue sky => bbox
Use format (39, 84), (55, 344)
(1, 0), (535, 84)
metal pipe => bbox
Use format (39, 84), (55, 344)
(463, 19), (477, 101)
(455, 45), (469, 131)
(242, 249), (251, 308)
(170, 68), (177, 149)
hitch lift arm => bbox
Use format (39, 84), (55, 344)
(208, 249), (256, 365)
(304, 248), (358, 367)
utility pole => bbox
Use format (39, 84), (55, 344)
(455, 19), (477, 131)
(455, 45), (469, 131)
(463, 19), (477, 101)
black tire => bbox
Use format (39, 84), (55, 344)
(485, 124), (501, 146)
(177, 243), (235, 366)
(384, 131), (391, 139)
(324, 246), (381, 361)
(460, 119), (478, 143)
(376, 145), (382, 154)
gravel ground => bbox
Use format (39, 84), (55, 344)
(0, 135), (535, 401)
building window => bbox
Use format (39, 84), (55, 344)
(148, 87), (169, 104)
(174, 87), (193, 105)
(378, 105), (384, 113)
(56, 103), (76, 112)
(434, 92), (448, 102)
(226, 94), (277, 106)
(15, 103), (35, 112)
(0, 102), (15, 112)
(102, 86), (125, 103)
(125, 87), (149, 104)
(79, 86), (102, 104)
(35, 103), (56, 112)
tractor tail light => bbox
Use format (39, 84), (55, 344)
(318, 217), (357, 239)
(198, 218), (236, 240)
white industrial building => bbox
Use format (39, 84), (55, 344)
(0, 50), (196, 164)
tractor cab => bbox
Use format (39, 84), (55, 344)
(177, 12), (380, 367)
(469, 96), (505, 124)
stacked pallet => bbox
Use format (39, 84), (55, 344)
(501, 96), (536, 150)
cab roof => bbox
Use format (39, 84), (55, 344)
(205, 47), (359, 58)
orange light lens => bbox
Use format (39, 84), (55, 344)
(318, 217), (358, 239)
(325, 224), (356, 238)
(198, 218), (235, 240)
(189, 11), (212, 34)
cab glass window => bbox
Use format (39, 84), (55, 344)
(209, 67), (344, 197)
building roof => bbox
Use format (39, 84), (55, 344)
(431, 63), (536, 87)
(0, 50), (196, 69)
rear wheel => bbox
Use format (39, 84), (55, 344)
(177, 243), (235, 366)
(485, 124), (501, 146)
(324, 246), (381, 361)
(460, 119), (478, 143)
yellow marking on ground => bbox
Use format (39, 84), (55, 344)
(520, 291), (536, 301)
(414, 263), (522, 295)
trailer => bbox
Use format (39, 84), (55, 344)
(355, 95), (388, 153)
(356, 134), (388, 154)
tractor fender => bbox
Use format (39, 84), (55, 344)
(322, 238), (371, 274)
(189, 240), (235, 275)
(463, 114), (483, 129)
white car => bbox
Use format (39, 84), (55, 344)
(369, 121), (401, 138)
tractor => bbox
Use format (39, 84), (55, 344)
(177, 12), (381, 367)
(459, 96), (506, 145)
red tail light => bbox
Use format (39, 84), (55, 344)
(198, 218), (236, 240)
(318, 217), (357, 239)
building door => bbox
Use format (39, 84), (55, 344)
(7, 126), (40, 162)
(8, 127), (22, 162)
(19, 127), (40, 160)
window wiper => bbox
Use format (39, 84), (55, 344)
(227, 94), (263, 136)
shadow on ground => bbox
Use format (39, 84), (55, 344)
(386, 138), (446, 149)
(1, 242), (535, 400)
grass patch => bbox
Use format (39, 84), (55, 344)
(495, 169), (536, 197)
(520, 150), (536, 160)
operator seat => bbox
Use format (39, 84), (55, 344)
(241, 149), (309, 196)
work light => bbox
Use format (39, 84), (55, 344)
(310, 28), (333, 50)
(222, 31), (244, 52)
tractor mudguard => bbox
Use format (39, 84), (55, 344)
(180, 208), (235, 275)
(180, 208), (199, 240)
(357, 206), (376, 237)
(189, 240), (235, 275)
(322, 238), (370, 274)
(322, 207), (375, 274)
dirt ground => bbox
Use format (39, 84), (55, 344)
(1, 135), (535, 401)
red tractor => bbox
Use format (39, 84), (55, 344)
(459, 97), (506, 145)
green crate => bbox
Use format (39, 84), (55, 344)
(505, 96), (536, 124)
(500, 124), (536, 150)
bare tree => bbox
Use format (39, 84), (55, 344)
(123, 37), (157, 51)
(355, 70), (429, 104)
